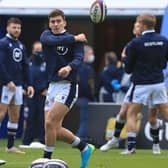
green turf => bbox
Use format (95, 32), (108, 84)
(0, 139), (168, 168)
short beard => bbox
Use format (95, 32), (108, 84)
(9, 33), (19, 40)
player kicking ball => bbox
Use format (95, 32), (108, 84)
(40, 9), (95, 168)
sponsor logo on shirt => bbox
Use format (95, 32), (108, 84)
(56, 46), (68, 55)
(144, 41), (163, 47)
(12, 48), (22, 62)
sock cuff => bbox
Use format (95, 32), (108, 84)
(127, 132), (136, 138)
(7, 122), (18, 129)
(71, 136), (80, 147)
(116, 114), (126, 123)
(44, 146), (54, 152)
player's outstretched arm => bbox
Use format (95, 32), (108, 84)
(40, 30), (75, 46)
(74, 33), (87, 43)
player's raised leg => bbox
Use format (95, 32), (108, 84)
(100, 102), (128, 151)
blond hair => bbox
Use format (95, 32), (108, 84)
(136, 13), (156, 29)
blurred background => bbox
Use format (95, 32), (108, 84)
(0, 0), (168, 148)
(0, 0), (167, 72)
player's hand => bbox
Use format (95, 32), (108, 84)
(74, 33), (87, 43)
(7, 81), (16, 92)
(58, 65), (72, 78)
(41, 89), (48, 96)
(27, 86), (34, 98)
(121, 47), (126, 59)
(22, 89), (27, 95)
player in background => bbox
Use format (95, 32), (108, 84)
(76, 45), (96, 140)
(122, 13), (168, 154)
(0, 17), (34, 154)
(100, 21), (161, 154)
(40, 9), (95, 168)
(21, 41), (47, 147)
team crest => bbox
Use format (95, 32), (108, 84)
(13, 48), (22, 62)
(56, 46), (68, 55)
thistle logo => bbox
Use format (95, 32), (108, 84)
(13, 48), (22, 62)
(56, 46), (68, 55)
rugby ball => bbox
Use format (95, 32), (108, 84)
(29, 158), (49, 168)
(89, 0), (107, 23)
(43, 159), (69, 168)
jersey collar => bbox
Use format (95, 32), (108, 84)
(142, 29), (155, 35)
(6, 33), (18, 40)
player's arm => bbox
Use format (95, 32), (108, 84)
(40, 30), (75, 45)
(121, 47), (126, 59)
(124, 41), (136, 74)
(0, 42), (13, 84)
(22, 47), (34, 98)
(58, 42), (84, 78)
(68, 42), (84, 70)
(40, 30), (87, 46)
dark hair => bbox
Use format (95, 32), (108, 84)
(105, 51), (117, 64)
(7, 17), (22, 26)
(136, 13), (156, 29)
(48, 9), (65, 20)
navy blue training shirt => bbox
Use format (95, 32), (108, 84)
(0, 34), (31, 86)
(125, 30), (168, 85)
(40, 29), (84, 83)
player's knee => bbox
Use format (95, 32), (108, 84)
(119, 111), (127, 119)
(160, 108), (168, 122)
(56, 127), (63, 137)
(119, 104), (128, 117)
(163, 114), (168, 122)
(0, 111), (7, 122)
(45, 119), (55, 129)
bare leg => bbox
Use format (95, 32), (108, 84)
(148, 108), (161, 154)
(7, 105), (20, 148)
(44, 101), (89, 159)
(113, 102), (128, 138)
(148, 108), (158, 126)
(0, 103), (8, 123)
(157, 103), (168, 121)
(126, 103), (143, 151)
(45, 102), (71, 146)
(5, 104), (25, 154)
(100, 102), (128, 151)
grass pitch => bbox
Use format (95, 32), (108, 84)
(0, 139), (168, 168)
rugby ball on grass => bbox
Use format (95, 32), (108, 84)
(43, 159), (69, 168)
(89, 0), (107, 23)
(29, 158), (49, 168)
(29, 158), (68, 168)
